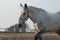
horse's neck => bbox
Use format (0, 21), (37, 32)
(28, 8), (40, 23)
(29, 8), (47, 23)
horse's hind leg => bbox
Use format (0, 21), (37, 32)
(34, 29), (46, 40)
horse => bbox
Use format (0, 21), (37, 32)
(19, 4), (60, 40)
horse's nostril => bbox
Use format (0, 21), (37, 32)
(19, 24), (23, 27)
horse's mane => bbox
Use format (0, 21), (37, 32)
(28, 6), (47, 12)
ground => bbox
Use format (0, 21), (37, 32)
(0, 32), (60, 40)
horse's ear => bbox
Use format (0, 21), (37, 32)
(20, 4), (23, 7)
(24, 3), (27, 9)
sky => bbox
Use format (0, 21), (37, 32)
(0, 0), (60, 30)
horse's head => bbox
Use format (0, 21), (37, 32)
(19, 4), (29, 27)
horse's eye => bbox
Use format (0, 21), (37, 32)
(23, 13), (25, 15)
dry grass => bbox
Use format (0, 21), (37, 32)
(0, 32), (35, 40)
(42, 32), (60, 40)
(0, 32), (60, 40)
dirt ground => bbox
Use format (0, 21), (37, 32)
(0, 32), (60, 40)
(42, 32), (60, 40)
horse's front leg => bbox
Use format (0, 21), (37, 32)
(34, 23), (40, 32)
(34, 29), (46, 40)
